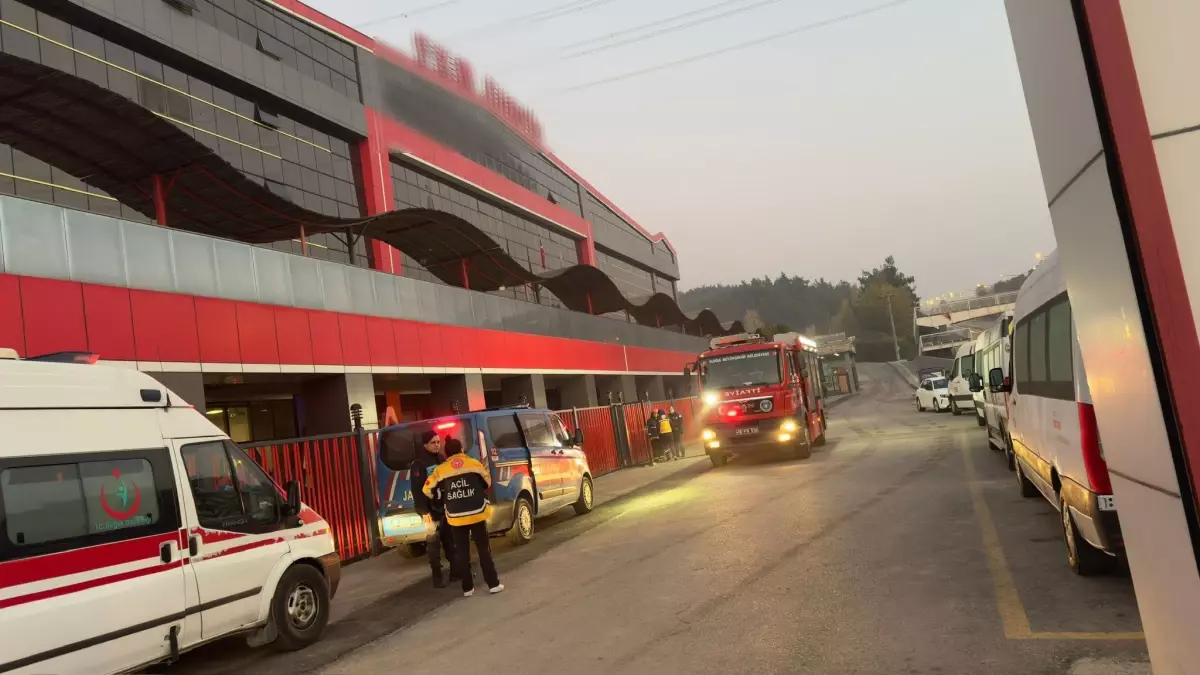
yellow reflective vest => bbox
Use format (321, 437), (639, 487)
(423, 453), (493, 526)
(658, 417), (672, 434)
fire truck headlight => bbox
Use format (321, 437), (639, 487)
(781, 420), (798, 433)
(701, 429), (716, 441)
(778, 433), (792, 442)
(703, 391), (718, 406)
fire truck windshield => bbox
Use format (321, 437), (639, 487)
(699, 349), (782, 389)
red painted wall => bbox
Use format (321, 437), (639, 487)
(0, 273), (693, 373)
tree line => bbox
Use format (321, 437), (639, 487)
(679, 257), (920, 362)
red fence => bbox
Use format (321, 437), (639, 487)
(555, 405), (621, 476)
(244, 434), (373, 563)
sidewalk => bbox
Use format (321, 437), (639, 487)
(328, 448), (707, 624)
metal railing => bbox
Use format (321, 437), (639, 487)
(917, 291), (1018, 318)
(919, 327), (982, 352)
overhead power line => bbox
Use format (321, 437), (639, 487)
(451, 0), (626, 39)
(355, 0), (472, 29)
(560, 0), (759, 51)
(563, 0), (788, 60)
(557, 0), (921, 93)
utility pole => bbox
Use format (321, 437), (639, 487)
(883, 292), (901, 361)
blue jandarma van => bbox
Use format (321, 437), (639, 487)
(375, 406), (594, 551)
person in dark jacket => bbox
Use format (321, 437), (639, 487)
(645, 411), (661, 461)
(668, 405), (685, 460)
(424, 438), (503, 597)
(409, 431), (457, 588)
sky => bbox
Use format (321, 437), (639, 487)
(307, 0), (1058, 299)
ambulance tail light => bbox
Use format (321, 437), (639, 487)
(1078, 403), (1112, 495)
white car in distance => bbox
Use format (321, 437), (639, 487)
(915, 376), (951, 412)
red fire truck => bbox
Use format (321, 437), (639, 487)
(685, 332), (827, 468)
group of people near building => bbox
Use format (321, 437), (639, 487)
(646, 405), (685, 462)
(409, 431), (504, 597)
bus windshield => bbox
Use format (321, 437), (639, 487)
(700, 349), (782, 388)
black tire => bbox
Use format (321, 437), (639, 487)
(813, 431), (826, 447)
(573, 476), (594, 515)
(270, 564), (330, 652)
(916, 397), (924, 412)
(709, 452), (727, 468)
(951, 399), (962, 416)
(1004, 431), (1016, 469)
(398, 542), (426, 559)
(1015, 457), (1038, 498)
(1061, 496), (1111, 576)
(508, 496), (534, 545)
(976, 410), (987, 427)
(792, 430), (812, 460)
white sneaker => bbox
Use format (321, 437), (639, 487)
(463, 589), (474, 597)
(489, 584), (505, 594)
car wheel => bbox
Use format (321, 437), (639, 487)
(1015, 457), (1038, 498)
(916, 397), (924, 412)
(271, 564), (330, 652)
(1061, 496), (1111, 576)
(508, 496), (535, 545)
(951, 399), (962, 416)
(573, 476), (594, 515)
(709, 451), (728, 468)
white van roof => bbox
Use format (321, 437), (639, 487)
(1015, 250), (1066, 320)
(0, 359), (185, 410)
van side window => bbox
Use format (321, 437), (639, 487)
(950, 358), (960, 379)
(1014, 322), (1030, 386)
(1029, 311), (1048, 384)
(548, 414), (571, 446)
(487, 416), (524, 449)
(0, 450), (179, 562)
(1046, 297), (1075, 399)
(518, 413), (555, 447)
(182, 441), (281, 532)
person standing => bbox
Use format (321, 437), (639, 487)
(656, 409), (674, 461)
(409, 431), (456, 588)
(424, 438), (504, 597)
(668, 405), (685, 459)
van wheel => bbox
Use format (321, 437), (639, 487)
(1015, 458), (1038, 498)
(951, 399), (962, 416)
(399, 542), (426, 559)
(976, 410), (986, 427)
(508, 496), (534, 545)
(813, 431), (826, 447)
(573, 477), (594, 515)
(709, 452), (728, 468)
(1061, 497), (1110, 576)
(271, 565), (330, 651)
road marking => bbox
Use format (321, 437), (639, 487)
(959, 438), (1144, 642)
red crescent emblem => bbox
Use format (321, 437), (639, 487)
(99, 478), (143, 520)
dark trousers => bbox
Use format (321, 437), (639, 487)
(427, 515), (456, 575)
(672, 431), (684, 457)
(451, 521), (500, 592)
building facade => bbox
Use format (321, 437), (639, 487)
(0, 0), (731, 441)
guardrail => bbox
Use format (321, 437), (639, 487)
(917, 291), (1018, 317)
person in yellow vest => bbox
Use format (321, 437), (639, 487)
(423, 438), (504, 597)
(656, 410), (673, 461)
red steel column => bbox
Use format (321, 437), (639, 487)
(153, 174), (168, 226)
(359, 108), (399, 274)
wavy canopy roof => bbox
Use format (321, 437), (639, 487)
(0, 53), (738, 336)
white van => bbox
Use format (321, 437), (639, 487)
(0, 352), (340, 674)
(946, 343), (977, 417)
(983, 252), (1122, 575)
(971, 311), (1014, 449)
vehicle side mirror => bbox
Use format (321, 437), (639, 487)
(968, 373), (983, 393)
(284, 480), (301, 516)
(988, 367), (1009, 393)
(572, 428), (585, 446)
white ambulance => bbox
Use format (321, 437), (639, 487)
(0, 351), (340, 674)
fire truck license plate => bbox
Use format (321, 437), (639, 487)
(1097, 495), (1116, 511)
(735, 426), (759, 436)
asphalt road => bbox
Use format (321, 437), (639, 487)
(305, 363), (1147, 675)
(162, 363), (1150, 675)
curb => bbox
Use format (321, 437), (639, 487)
(889, 360), (920, 387)
(824, 392), (860, 409)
